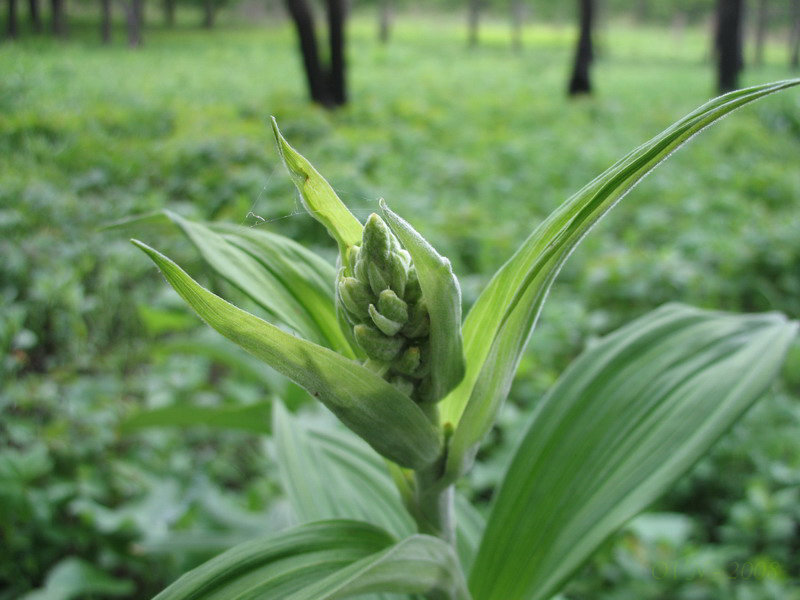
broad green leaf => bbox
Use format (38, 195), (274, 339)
(121, 402), (272, 434)
(470, 304), (798, 600)
(152, 520), (395, 600)
(442, 78), (800, 477)
(133, 240), (442, 470)
(285, 534), (470, 600)
(166, 212), (351, 355)
(273, 401), (415, 537)
(272, 118), (363, 257)
(272, 402), (484, 568)
(381, 201), (466, 403)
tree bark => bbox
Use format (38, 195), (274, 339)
(753, 0), (768, 66)
(378, 0), (390, 44)
(163, 0), (175, 26)
(124, 0), (143, 47)
(284, 0), (330, 106)
(791, 0), (800, 69)
(202, 0), (216, 28)
(326, 0), (347, 105)
(8, 0), (19, 38)
(50, 0), (66, 36)
(568, 0), (594, 96)
(716, 0), (744, 93)
(101, 0), (111, 43)
(468, 0), (480, 48)
(28, 0), (41, 32)
(511, 0), (524, 52)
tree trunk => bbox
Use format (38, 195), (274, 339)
(568, 0), (594, 96)
(163, 0), (175, 26)
(28, 0), (41, 32)
(716, 0), (744, 92)
(284, 0), (330, 106)
(791, 0), (800, 69)
(124, 0), (143, 47)
(202, 0), (215, 28)
(378, 0), (390, 44)
(326, 0), (347, 105)
(50, 0), (66, 36)
(753, 0), (768, 66)
(511, 0), (524, 52)
(100, 0), (111, 43)
(8, 0), (19, 38)
(468, 0), (480, 48)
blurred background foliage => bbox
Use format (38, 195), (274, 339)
(2, 0), (800, 598)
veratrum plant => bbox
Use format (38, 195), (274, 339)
(132, 80), (800, 600)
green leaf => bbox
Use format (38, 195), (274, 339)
(166, 212), (352, 355)
(271, 118), (363, 257)
(381, 201), (465, 403)
(132, 240), (441, 470)
(442, 78), (800, 477)
(470, 304), (798, 600)
(273, 401), (416, 538)
(272, 402), (484, 569)
(121, 401), (273, 434)
(151, 520), (395, 600)
(284, 534), (470, 600)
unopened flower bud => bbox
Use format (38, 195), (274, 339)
(402, 300), (430, 339)
(338, 276), (373, 321)
(377, 290), (408, 324)
(354, 324), (404, 362)
(369, 304), (404, 336)
(394, 346), (421, 375)
(404, 268), (422, 303)
(390, 375), (415, 397)
(362, 213), (392, 267)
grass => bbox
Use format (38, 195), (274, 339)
(2, 11), (800, 599)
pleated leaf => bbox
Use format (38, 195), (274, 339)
(152, 520), (394, 600)
(272, 118), (363, 258)
(441, 79), (800, 478)
(382, 201), (466, 403)
(284, 534), (470, 600)
(166, 212), (351, 355)
(133, 240), (442, 470)
(470, 304), (798, 600)
(272, 402), (484, 569)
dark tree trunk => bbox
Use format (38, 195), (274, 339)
(716, 0), (744, 92)
(753, 0), (768, 66)
(326, 0), (346, 105)
(284, 0), (330, 106)
(163, 0), (175, 26)
(511, 0), (524, 52)
(124, 0), (143, 47)
(202, 0), (216, 28)
(28, 0), (41, 32)
(568, 0), (594, 96)
(378, 0), (390, 44)
(791, 0), (800, 69)
(50, 0), (66, 36)
(8, 0), (19, 38)
(100, 0), (111, 42)
(468, 0), (481, 48)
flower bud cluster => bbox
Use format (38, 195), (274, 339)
(337, 214), (431, 400)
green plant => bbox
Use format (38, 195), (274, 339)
(132, 80), (800, 600)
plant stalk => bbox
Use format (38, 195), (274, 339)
(410, 403), (458, 599)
